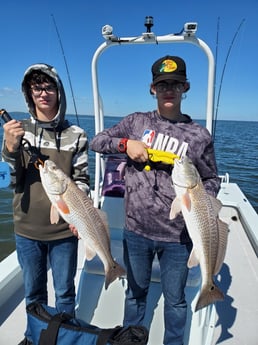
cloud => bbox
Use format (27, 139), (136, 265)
(0, 87), (20, 97)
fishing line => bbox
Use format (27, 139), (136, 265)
(213, 18), (246, 140)
(51, 14), (80, 126)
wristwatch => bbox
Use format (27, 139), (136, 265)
(118, 138), (128, 153)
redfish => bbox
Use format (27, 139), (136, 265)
(170, 156), (228, 311)
(39, 160), (126, 289)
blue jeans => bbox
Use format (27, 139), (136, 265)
(15, 234), (78, 341)
(123, 229), (192, 345)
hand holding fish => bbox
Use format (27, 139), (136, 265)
(69, 224), (80, 239)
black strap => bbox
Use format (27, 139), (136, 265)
(38, 312), (121, 345)
(96, 326), (122, 345)
(39, 313), (72, 345)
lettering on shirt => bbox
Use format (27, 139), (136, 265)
(142, 130), (188, 157)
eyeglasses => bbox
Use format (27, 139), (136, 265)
(155, 82), (184, 93)
(30, 85), (57, 96)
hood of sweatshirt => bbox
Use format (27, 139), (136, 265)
(21, 63), (67, 129)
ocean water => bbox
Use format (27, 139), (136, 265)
(0, 113), (257, 262)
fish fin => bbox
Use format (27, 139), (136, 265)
(56, 198), (70, 214)
(214, 219), (229, 275)
(50, 205), (60, 224)
(195, 282), (224, 311)
(96, 209), (110, 238)
(187, 248), (199, 268)
(169, 197), (182, 219)
(182, 192), (191, 211)
(104, 260), (126, 290)
(210, 196), (223, 215)
(97, 208), (108, 223)
(85, 243), (96, 260)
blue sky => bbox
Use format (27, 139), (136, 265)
(0, 0), (257, 121)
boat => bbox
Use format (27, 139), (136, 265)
(0, 19), (258, 345)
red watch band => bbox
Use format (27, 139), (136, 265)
(118, 138), (128, 153)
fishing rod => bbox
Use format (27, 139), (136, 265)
(51, 14), (80, 126)
(213, 18), (245, 139)
(212, 16), (220, 140)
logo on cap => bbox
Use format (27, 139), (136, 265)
(159, 59), (178, 73)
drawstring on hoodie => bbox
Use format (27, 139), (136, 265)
(54, 127), (61, 152)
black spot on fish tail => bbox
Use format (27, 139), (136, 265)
(195, 283), (224, 312)
(104, 261), (126, 290)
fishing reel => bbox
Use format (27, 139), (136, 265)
(0, 109), (13, 123)
(0, 109), (44, 169)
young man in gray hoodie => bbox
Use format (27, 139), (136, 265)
(2, 63), (90, 345)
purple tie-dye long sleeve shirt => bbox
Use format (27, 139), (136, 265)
(90, 111), (220, 243)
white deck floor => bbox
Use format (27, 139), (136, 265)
(211, 206), (258, 345)
(0, 200), (257, 345)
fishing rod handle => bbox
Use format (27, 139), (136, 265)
(0, 109), (13, 123)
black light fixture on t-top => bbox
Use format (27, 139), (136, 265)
(144, 16), (154, 33)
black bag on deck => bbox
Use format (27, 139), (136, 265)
(26, 302), (149, 345)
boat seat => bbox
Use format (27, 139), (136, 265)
(83, 232), (162, 282)
(102, 156), (126, 198)
(83, 228), (200, 286)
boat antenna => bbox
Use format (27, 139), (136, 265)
(213, 18), (245, 139)
(51, 14), (80, 126)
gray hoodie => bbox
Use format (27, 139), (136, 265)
(2, 63), (90, 241)
(21, 63), (67, 129)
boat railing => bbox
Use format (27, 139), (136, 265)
(219, 173), (230, 184)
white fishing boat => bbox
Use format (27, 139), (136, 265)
(0, 20), (257, 345)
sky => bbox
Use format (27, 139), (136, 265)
(0, 0), (257, 122)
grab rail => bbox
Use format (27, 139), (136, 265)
(91, 22), (215, 207)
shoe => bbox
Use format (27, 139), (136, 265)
(18, 337), (33, 345)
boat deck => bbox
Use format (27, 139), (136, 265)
(0, 182), (257, 345)
(211, 205), (258, 345)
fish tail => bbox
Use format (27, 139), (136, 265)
(105, 261), (126, 290)
(195, 282), (224, 312)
